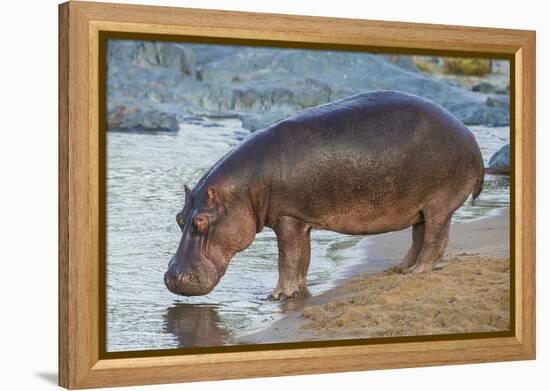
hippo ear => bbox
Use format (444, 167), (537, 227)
(184, 184), (191, 199)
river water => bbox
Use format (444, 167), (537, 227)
(106, 117), (509, 352)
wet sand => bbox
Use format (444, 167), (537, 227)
(241, 208), (510, 344)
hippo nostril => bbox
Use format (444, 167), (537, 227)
(164, 271), (178, 291)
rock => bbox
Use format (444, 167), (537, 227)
(472, 82), (497, 94)
(196, 47), (509, 127)
(159, 44), (197, 76)
(107, 105), (140, 129)
(486, 144), (510, 175)
(486, 95), (510, 111)
(492, 60), (510, 75)
(141, 41), (159, 66)
(106, 42), (511, 131)
(139, 42), (197, 76)
(496, 85), (510, 95)
(451, 102), (509, 127)
(239, 111), (288, 131)
(181, 115), (205, 125)
(382, 55), (419, 73)
(188, 44), (236, 65)
(108, 108), (179, 133)
(108, 40), (197, 76)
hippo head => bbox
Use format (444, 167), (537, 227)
(164, 183), (256, 296)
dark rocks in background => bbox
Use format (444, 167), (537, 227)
(382, 55), (420, 73)
(194, 47), (510, 129)
(188, 44), (239, 65)
(472, 82), (509, 96)
(181, 115), (206, 125)
(486, 144), (510, 175)
(454, 95), (510, 127)
(106, 40), (511, 132)
(141, 42), (197, 76)
(239, 111), (288, 132)
(107, 105), (138, 130)
(108, 40), (197, 77)
(497, 85), (510, 95)
(472, 82), (498, 94)
(486, 95), (510, 111)
(107, 106), (179, 133)
(451, 101), (509, 127)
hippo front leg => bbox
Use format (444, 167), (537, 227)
(269, 216), (311, 301)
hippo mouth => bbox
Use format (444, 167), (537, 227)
(164, 255), (221, 296)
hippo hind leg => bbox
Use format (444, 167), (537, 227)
(407, 211), (452, 273)
(269, 216), (311, 301)
(388, 221), (425, 274)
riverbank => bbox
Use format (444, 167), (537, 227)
(240, 208), (510, 344)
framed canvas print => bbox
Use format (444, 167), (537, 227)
(58, 1), (536, 389)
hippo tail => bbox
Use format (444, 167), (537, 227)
(471, 165), (485, 203)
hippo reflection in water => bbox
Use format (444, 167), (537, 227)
(164, 304), (229, 347)
(164, 91), (484, 300)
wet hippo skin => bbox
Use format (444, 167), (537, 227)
(164, 91), (485, 300)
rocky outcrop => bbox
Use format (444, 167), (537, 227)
(107, 106), (179, 133)
(486, 95), (510, 111)
(108, 40), (197, 76)
(486, 144), (510, 175)
(382, 55), (420, 73)
(472, 82), (498, 94)
(106, 41), (511, 132)
(239, 111), (288, 132)
(472, 82), (509, 95)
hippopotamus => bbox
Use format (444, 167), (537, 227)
(164, 91), (484, 300)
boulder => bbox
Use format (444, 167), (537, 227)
(108, 107), (179, 133)
(107, 105), (135, 129)
(496, 85), (510, 95)
(197, 47), (510, 129)
(106, 42), (511, 131)
(108, 40), (197, 76)
(472, 82), (498, 94)
(382, 55), (419, 73)
(139, 42), (197, 76)
(451, 102), (509, 127)
(486, 95), (510, 111)
(486, 144), (510, 175)
(239, 111), (288, 131)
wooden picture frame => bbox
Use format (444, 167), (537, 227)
(59, 1), (536, 389)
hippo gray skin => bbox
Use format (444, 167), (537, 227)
(164, 91), (484, 300)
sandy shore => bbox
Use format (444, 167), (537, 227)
(241, 208), (510, 344)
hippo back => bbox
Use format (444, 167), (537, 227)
(258, 91), (483, 233)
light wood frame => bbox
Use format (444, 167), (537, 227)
(59, 1), (536, 389)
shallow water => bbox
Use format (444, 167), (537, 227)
(106, 118), (509, 352)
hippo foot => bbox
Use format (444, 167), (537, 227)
(403, 264), (434, 274)
(387, 265), (406, 274)
(268, 290), (299, 301)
